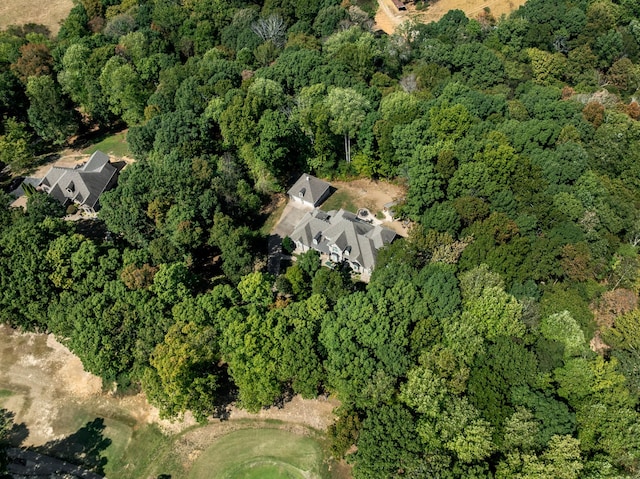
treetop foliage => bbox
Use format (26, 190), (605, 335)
(2, 0), (640, 475)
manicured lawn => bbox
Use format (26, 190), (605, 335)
(103, 423), (180, 479)
(319, 190), (358, 213)
(83, 131), (131, 158)
(187, 428), (330, 479)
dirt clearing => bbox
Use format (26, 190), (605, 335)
(323, 178), (408, 235)
(329, 178), (404, 213)
(0, 0), (73, 35)
(375, 0), (527, 34)
(419, 0), (524, 23)
(0, 325), (342, 477)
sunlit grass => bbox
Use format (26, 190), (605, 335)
(83, 131), (131, 158)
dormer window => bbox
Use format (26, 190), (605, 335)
(313, 232), (322, 245)
(299, 188), (306, 198)
(66, 181), (75, 195)
(344, 246), (351, 256)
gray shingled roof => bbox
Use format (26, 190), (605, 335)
(39, 151), (117, 210)
(287, 174), (331, 206)
(290, 208), (396, 272)
(9, 177), (41, 198)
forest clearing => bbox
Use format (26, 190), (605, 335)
(0, 0), (525, 37)
(374, 0), (527, 34)
(0, 325), (343, 478)
(0, 0), (73, 34)
(3, 0), (640, 476)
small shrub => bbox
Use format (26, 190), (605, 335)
(275, 275), (293, 295)
(66, 204), (78, 215)
(282, 236), (295, 254)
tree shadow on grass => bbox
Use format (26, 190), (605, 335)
(35, 418), (112, 475)
(1, 408), (29, 477)
(0, 409), (29, 447)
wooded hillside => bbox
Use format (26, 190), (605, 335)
(2, 0), (640, 476)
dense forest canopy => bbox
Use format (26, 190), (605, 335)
(2, 0), (640, 476)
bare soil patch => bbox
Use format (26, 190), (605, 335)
(330, 178), (404, 212)
(419, 0), (524, 24)
(0, 0), (73, 35)
(30, 147), (135, 181)
(328, 178), (408, 235)
(375, 0), (526, 34)
(31, 151), (87, 179)
(0, 325), (341, 475)
(0, 325), (103, 446)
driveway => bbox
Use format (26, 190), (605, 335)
(273, 202), (310, 238)
(266, 202), (311, 276)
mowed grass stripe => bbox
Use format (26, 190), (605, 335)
(187, 428), (327, 479)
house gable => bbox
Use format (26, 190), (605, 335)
(38, 151), (118, 213)
(290, 208), (396, 274)
(287, 174), (332, 207)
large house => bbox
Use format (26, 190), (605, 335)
(38, 151), (118, 214)
(290, 208), (396, 276)
(287, 174), (332, 208)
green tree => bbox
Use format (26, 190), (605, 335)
(405, 145), (445, 219)
(417, 396), (495, 464)
(539, 311), (587, 358)
(99, 56), (147, 125)
(145, 320), (221, 421)
(209, 213), (257, 283)
(0, 117), (34, 171)
(461, 286), (525, 341)
(526, 48), (568, 85)
(58, 42), (111, 124)
(326, 87), (370, 163)
(237, 271), (273, 307)
(26, 75), (78, 144)
(353, 404), (424, 479)
(321, 280), (426, 408)
(221, 305), (284, 411)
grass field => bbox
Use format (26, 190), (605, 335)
(320, 190), (359, 214)
(83, 130), (131, 158)
(0, 0), (73, 35)
(0, 325), (342, 479)
(187, 429), (329, 479)
(103, 423), (181, 478)
(100, 422), (339, 479)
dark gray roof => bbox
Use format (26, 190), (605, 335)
(290, 208), (396, 272)
(83, 150), (110, 172)
(38, 151), (117, 209)
(9, 177), (41, 198)
(287, 174), (331, 206)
